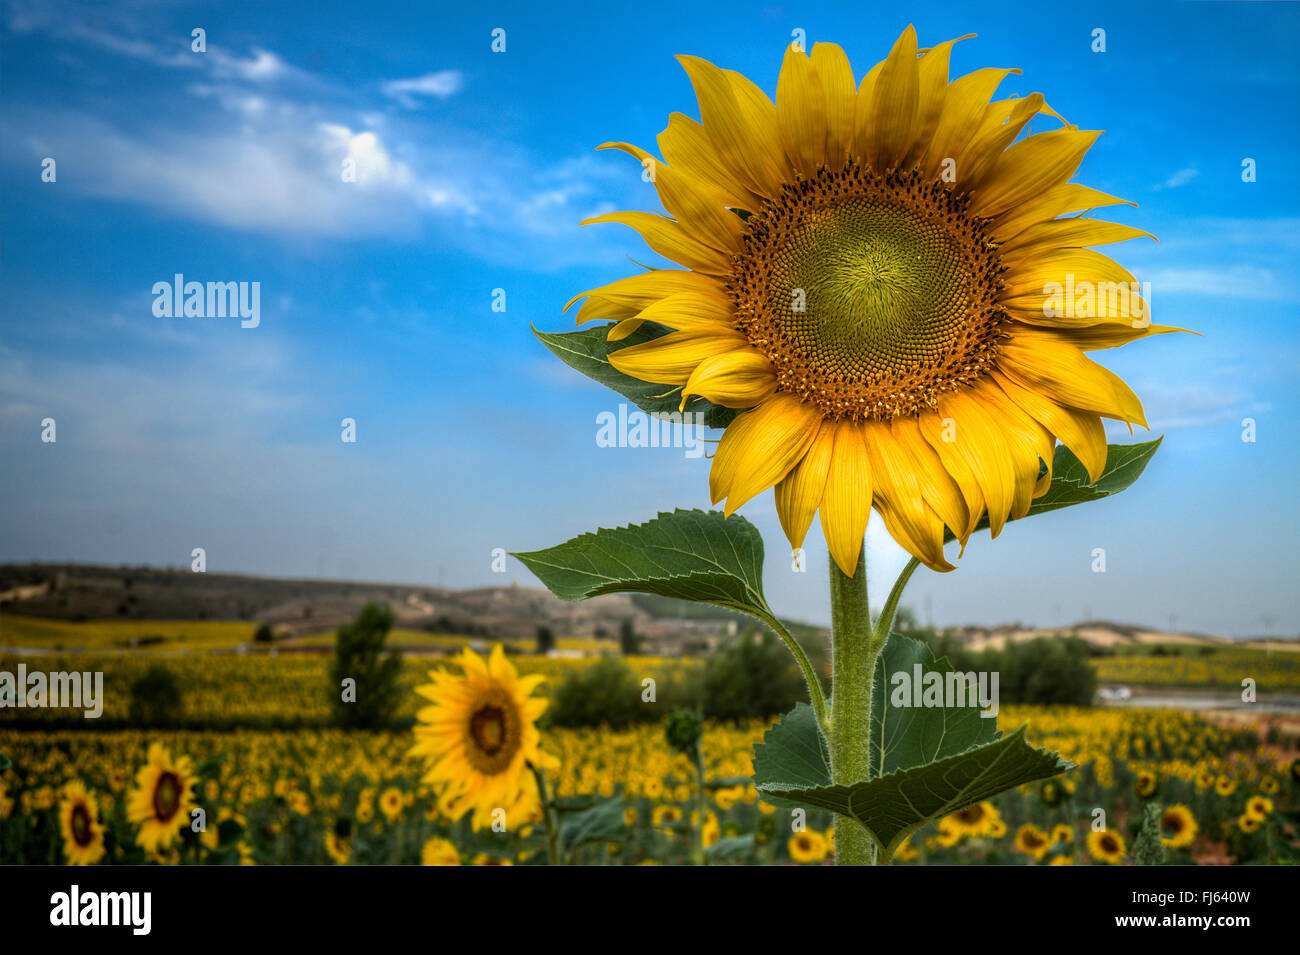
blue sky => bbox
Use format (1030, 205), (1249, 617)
(2, 0), (1297, 637)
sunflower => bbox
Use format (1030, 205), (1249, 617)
(58, 781), (106, 865)
(569, 26), (1175, 574)
(409, 645), (556, 831)
(1086, 829), (1127, 864)
(127, 742), (196, 854)
(1237, 813), (1261, 834)
(1134, 770), (1158, 800)
(421, 836), (461, 866)
(789, 829), (828, 863)
(1160, 804), (1198, 849)
(1051, 824), (1074, 845)
(1013, 824), (1051, 861)
(946, 800), (999, 837)
(1214, 775), (1237, 797)
(378, 786), (404, 822)
(1245, 796), (1273, 820)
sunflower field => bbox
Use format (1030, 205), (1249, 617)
(2, 648), (1297, 866)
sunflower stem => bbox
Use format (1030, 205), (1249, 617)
(691, 747), (708, 866)
(529, 762), (561, 866)
(828, 545), (880, 866)
(768, 615), (830, 734)
(872, 556), (921, 647)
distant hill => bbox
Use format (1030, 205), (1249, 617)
(0, 562), (752, 651)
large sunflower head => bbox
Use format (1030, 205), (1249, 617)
(59, 780), (106, 866)
(569, 26), (1177, 575)
(408, 644), (556, 831)
(127, 742), (197, 854)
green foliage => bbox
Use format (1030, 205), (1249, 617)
(754, 635), (1070, 859)
(663, 708), (703, 757)
(328, 602), (403, 730)
(700, 630), (808, 721)
(547, 657), (683, 728)
(1133, 802), (1169, 865)
(917, 631), (1098, 706)
(535, 624), (555, 655)
(533, 323), (737, 429)
(619, 618), (640, 655)
(128, 664), (184, 727)
(946, 439), (1162, 542)
(253, 622), (275, 644)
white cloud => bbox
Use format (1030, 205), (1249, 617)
(1156, 167), (1198, 190)
(381, 71), (464, 107)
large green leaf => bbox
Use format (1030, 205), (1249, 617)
(512, 509), (782, 632)
(558, 796), (626, 860)
(754, 635), (1071, 860)
(534, 322), (738, 429)
(948, 438), (1161, 542)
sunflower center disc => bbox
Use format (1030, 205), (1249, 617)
(72, 805), (92, 846)
(466, 693), (520, 774)
(154, 772), (181, 820)
(731, 164), (1006, 420)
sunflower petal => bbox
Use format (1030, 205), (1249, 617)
(774, 418), (833, 551)
(680, 349), (777, 410)
(999, 329), (1148, 427)
(609, 327), (747, 384)
(821, 421), (872, 577)
(777, 45), (827, 177)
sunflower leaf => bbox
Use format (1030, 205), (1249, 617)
(947, 437), (1162, 542)
(512, 508), (784, 633)
(753, 634), (1071, 859)
(558, 796), (626, 860)
(533, 322), (739, 429)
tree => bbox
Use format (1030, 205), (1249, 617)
(129, 665), (184, 727)
(535, 624), (555, 655)
(619, 618), (641, 655)
(253, 622), (275, 644)
(329, 602), (403, 729)
(701, 630), (806, 721)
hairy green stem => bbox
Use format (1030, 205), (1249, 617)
(873, 556), (921, 645)
(769, 615), (830, 734)
(828, 545), (881, 865)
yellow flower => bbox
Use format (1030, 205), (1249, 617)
(1086, 829), (1127, 864)
(570, 26), (1170, 575)
(1245, 796), (1273, 821)
(409, 645), (556, 831)
(421, 836), (461, 866)
(1052, 824), (1074, 845)
(1160, 804), (1197, 849)
(127, 742), (196, 854)
(58, 781), (106, 865)
(945, 801), (999, 838)
(788, 829), (828, 863)
(324, 830), (351, 864)
(1013, 824), (1051, 861)
(1134, 770), (1158, 799)
(378, 786), (404, 822)
(1048, 855), (1074, 865)
(1214, 775), (1237, 797)
(1237, 813), (1261, 834)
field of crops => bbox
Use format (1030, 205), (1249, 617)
(1093, 649), (1300, 690)
(2, 647), (1297, 865)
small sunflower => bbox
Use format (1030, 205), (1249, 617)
(127, 742), (196, 854)
(788, 829), (828, 863)
(1160, 804), (1198, 849)
(1051, 824), (1074, 845)
(1260, 776), (1279, 795)
(58, 781), (106, 865)
(1245, 796), (1273, 820)
(1134, 770), (1158, 800)
(421, 836), (461, 866)
(1214, 775), (1237, 797)
(1013, 824), (1051, 861)
(378, 786), (404, 822)
(1237, 813), (1261, 834)
(409, 645), (557, 831)
(945, 800), (999, 838)
(1086, 829), (1127, 864)
(570, 26), (1176, 575)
